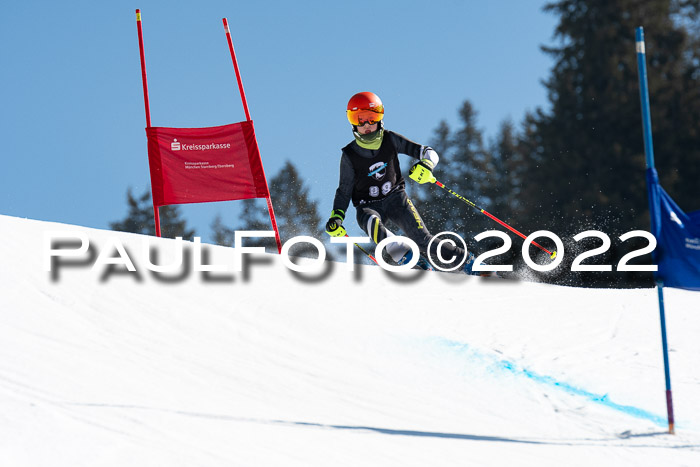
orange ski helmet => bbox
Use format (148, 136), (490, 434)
(346, 92), (384, 126)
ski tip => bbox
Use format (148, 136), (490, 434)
(550, 251), (557, 259)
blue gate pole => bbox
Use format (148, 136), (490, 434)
(635, 26), (675, 434)
(656, 283), (675, 434)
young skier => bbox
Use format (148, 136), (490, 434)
(325, 91), (478, 273)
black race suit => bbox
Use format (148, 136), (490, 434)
(331, 130), (466, 268)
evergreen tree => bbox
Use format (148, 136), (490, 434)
(268, 160), (323, 242)
(419, 100), (497, 238)
(215, 160), (323, 250)
(486, 118), (523, 224)
(508, 0), (700, 286)
(409, 119), (453, 234)
(236, 198), (272, 232)
(519, 0), (700, 238)
(110, 187), (195, 240)
(224, 198), (274, 249)
(211, 214), (235, 247)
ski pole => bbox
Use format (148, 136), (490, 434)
(432, 179), (557, 259)
(345, 235), (378, 264)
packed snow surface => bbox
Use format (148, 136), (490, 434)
(1, 215), (699, 466)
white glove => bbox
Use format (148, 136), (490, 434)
(421, 146), (439, 167)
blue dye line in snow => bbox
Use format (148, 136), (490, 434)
(432, 337), (668, 428)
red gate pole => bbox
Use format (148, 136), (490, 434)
(136, 9), (162, 237)
(222, 18), (282, 253)
(222, 18), (251, 122)
(264, 196), (283, 254)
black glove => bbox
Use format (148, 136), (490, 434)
(325, 209), (346, 237)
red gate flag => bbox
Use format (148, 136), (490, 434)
(135, 10), (282, 252)
(146, 121), (269, 207)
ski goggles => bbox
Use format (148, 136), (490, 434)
(347, 108), (384, 126)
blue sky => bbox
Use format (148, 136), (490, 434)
(1, 1), (558, 242)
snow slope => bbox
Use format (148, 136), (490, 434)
(1, 214), (699, 466)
